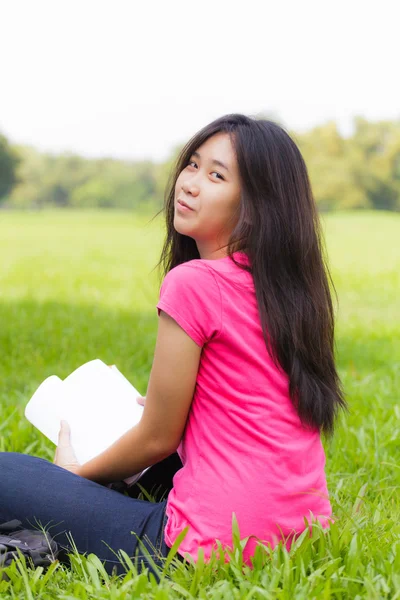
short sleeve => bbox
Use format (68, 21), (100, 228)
(156, 263), (222, 347)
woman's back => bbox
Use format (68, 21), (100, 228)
(157, 251), (332, 563)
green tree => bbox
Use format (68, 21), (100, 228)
(351, 117), (400, 211)
(0, 132), (20, 202)
(295, 121), (369, 211)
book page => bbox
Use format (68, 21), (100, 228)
(60, 359), (144, 465)
(25, 375), (65, 445)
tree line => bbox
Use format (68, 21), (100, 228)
(1, 115), (399, 211)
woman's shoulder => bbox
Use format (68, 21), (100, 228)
(194, 252), (253, 289)
(164, 259), (217, 281)
(178, 251), (250, 274)
(161, 261), (219, 297)
(162, 252), (252, 292)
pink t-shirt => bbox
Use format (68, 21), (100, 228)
(156, 250), (332, 563)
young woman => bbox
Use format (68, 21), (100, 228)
(0, 113), (347, 575)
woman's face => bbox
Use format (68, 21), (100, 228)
(174, 132), (242, 260)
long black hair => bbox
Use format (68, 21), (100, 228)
(151, 113), (347, 437)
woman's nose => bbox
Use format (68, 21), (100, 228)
(182, 177), (200, 196)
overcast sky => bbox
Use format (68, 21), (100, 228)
(1, 0), (398, 162)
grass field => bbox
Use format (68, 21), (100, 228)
(0, 209), (399, 598)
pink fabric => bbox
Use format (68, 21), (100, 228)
(156, 251), (332, 564)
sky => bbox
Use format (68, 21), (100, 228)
(1, 0), (399, 163)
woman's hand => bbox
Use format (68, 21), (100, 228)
(136, 395), (146, 406)
(53, 420), (81, 476)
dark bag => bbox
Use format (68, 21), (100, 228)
(0, 519), (59, 570)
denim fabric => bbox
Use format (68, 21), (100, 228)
(0, 452), (171, 578)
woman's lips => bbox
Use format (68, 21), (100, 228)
(177, 200), (194, 212)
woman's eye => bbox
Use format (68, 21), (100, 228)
(187, 161), (224, 180)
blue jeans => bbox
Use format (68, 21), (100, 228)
(0, 452), (182, 578)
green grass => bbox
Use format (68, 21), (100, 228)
(0, 209), (399, 598)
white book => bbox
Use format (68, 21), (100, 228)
(25, 358), (149, 486)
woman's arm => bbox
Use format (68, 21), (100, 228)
(68, 310), (202, 485)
